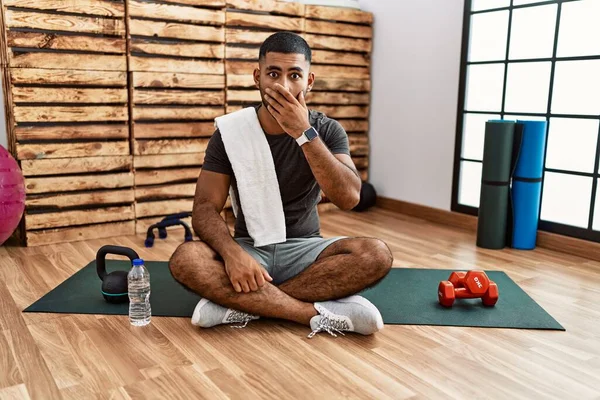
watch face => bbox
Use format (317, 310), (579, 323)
(305, 127), (318, 140)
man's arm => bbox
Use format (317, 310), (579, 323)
(191, 170), (239, 260)
(191, 169), (273, 292)
(300, 139), (361, 210)
(264, 84), (361, 210)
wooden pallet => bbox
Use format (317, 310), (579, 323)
(135, 198), (232, 236)
(128, 0), (226, 229)
(0, 0), (135, 245)
(224, 0), (305, 113)
(304, 4), (372, 181)
(0, 0), (372, 245)
(225, 2), (371, 180)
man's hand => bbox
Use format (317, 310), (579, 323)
(264, 84), (311, 139)
(223, 248), (273, 293)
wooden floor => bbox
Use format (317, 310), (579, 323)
(1, 208), (599, 400)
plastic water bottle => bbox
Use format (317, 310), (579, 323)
(128, 258), (151, 326)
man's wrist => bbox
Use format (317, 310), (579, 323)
(292, 125), (312, 139)
(220, 241), (243, 261)
(296, 126), (319, 146)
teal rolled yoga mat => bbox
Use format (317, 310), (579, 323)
(477, 121), (516, 249)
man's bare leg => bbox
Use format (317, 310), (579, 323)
(278, 237), (393, 302)
(168, 241), (317, 326)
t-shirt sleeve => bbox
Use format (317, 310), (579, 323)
(201, 129), (233, 175)
(321, 120), (351, 156)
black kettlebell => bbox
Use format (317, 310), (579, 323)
(97, 245), (140, 304)
(353, 182), (377, 212)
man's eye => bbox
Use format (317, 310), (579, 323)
(291, 73), (301, 79)
(268, 72), (278, 78)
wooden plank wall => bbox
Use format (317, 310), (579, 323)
(127, 0), (226, 234)
(224, 1), (372, 212)
(224, 1), (372, 181)
(0, 0), (373, 245)
(1, 0), (135, 246)
(224, 0), (305, 113)
(304, 5), (372, 182)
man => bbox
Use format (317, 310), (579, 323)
(169, 32), (393, 338)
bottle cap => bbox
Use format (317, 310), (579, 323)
(133, 258), (144, 266)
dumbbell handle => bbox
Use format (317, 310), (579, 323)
(453, 276), (466, 288)
(454, 287), (487, 299)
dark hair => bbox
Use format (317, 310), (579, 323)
(259, 31), (311, 64)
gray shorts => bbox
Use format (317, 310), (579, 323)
(234, 236), (347, 285)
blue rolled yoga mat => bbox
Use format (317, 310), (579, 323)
(510, 120), (548, 249)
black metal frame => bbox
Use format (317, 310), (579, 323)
(451, 0), (600, 242)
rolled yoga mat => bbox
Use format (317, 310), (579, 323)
(511, 120), (548, 250)
(24, 261), (564, 330)
(477, 120), (516, 249)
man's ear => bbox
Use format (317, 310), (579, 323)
(307, 71), (315, 91)
(253, 68), (260, 89)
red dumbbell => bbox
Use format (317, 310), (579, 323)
(483, 282), (499, 306)
(438, 270), (499, 307)
(448, 271), (466, 288)
(448, 270), (489, 294)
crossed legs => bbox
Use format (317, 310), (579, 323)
(168, 237), (393, 326)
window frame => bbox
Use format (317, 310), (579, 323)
(451, 0), (600, 242)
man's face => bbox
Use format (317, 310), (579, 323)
(253, 52), (314, 112)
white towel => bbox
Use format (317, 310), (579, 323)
(214, 107), (286, 247)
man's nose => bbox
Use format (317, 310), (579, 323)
(280, 78), (291, 92)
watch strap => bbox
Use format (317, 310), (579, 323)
(296, 133), (309, 146)
(296, 127), (318, 146)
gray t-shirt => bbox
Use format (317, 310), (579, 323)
(202, 105), (350, 240)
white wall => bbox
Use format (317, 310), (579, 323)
(359, 0), (465, 210)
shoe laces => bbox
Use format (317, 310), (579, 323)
(308, 311), (350, 338)
(226, 309), (257, 329)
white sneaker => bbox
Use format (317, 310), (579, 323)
(308, 295), (384, 338)
(191, 298), (259, 328)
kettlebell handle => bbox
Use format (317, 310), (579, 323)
(96, 245), (140, 281)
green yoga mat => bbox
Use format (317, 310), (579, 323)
(477, 120), (517, 249)
(24, 262), (564, 330)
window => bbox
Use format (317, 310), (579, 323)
(452, 0), (600, 242)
